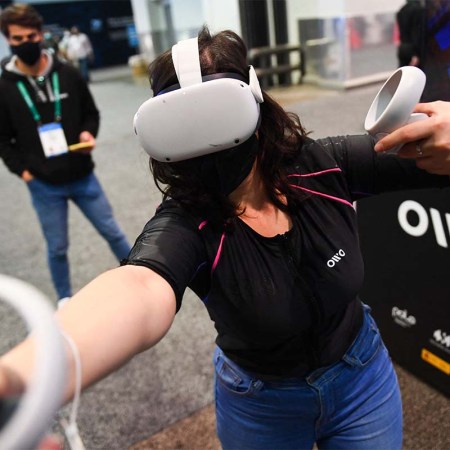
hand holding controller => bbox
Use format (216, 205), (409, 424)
(364, 66), (429, 153)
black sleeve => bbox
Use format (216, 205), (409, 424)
(78, 74), (100, 137)
(411, 5), (426, 58)
(123, 206), (207, 312)
(316, 135), (450, 199)
(0, 93), (25, 177)
(63, 63), (100, 137)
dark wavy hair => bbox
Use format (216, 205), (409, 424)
(149, 26), (309, 225)
(0, 4), (43, 38)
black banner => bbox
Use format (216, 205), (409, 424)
(358, 189), (450, 397)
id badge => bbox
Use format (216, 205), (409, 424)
(38, 122), (68, 158)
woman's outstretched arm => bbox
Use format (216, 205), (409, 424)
(0, 264), (177, 402)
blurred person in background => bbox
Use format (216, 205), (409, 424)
(57, 28), (71, 61)
(396, 0), (426, 67)
(396, 0), (449, 101)
(66, 25), (94, 82)
(420, 0), (450, 101)
(41, 28), (59, 55)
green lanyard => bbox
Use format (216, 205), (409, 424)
(16, 72), (61, 125)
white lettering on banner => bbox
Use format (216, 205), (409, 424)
(397, 200), (450, 248)
(327, 249), (345, 267)
(433, 329), (450, 349)
(391, 306), (416, 327)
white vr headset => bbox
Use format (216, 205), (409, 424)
(133, 36), (264, 162)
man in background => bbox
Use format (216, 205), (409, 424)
(0, 4), (130, 306)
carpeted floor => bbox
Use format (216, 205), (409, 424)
(129, 404), (219, 450)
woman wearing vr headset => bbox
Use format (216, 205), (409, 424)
(1, 27), (449, 450)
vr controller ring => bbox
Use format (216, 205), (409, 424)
(0, 275), (67, 450)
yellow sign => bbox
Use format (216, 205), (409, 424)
(421, 348), (450, 375)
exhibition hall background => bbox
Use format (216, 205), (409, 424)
(1, 0), (408, 88)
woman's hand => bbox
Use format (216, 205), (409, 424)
(0, 364), (24, 397)
(0, 366), (62, 450)
(36, 435), (63, 450)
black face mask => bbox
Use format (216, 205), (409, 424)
(10, 41), (42, 66)
(189, 134), (259, 196)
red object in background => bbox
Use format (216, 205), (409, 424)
(348, 19), (362, 49)
(393, 21), (400, 45)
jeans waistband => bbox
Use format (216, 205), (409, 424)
(306, 304), (381, 386)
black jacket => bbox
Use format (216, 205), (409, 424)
(396, 1), (426, 67)
(0, 52), (100, 184)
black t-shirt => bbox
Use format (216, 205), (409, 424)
(125, 135), (449, 376)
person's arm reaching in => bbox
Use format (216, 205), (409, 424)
(374, 101), (450, 175)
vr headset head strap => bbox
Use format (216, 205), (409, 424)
(172, 37), (202, 88)
(172, 36), (263, 103)
(248, 65), (263, 103)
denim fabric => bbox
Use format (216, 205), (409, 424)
(27, 172), (130, 299)
(214, 304), (402, 450)
(77, 58), (90, 82)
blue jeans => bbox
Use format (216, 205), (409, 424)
(27, 172), (130, 299)
(214, 304), (403, 450)
(77, 57), (90, 82)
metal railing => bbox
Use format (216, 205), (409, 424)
(248, 44), (306, 89)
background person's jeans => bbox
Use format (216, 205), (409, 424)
(214, 304), (402, 450)
(77, 57), (90, 82)
(27, 172), (130, 299)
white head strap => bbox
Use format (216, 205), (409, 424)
(249, 65), (263, 103)
(172, 37), (263, 104)
(171, 37), (202, 88)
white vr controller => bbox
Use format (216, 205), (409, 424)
(364, 66), (428, 153)
(0, 274), (67, 449)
